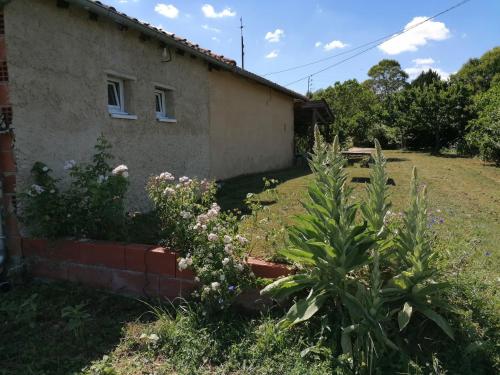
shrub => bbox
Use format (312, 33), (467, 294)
(20, 136), (129, 240)
(262, 127), (454, 372)
(147, 173), (254, 312)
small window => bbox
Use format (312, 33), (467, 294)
(107, 78), (124, 114)
(154, 88), (176, 122)
(155, 89), (167, 118)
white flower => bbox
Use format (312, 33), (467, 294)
(211, 281), (220, 290)
(178, 258), (188, 271)
(201, 224), (207, 231)
(179, 176), (189, 183)
(223, 235), (232, 244)
(235, 235), (249, 245)
(31, 184), (45, 194)
(42, 166), (49, 172)
(197, 213), (209, 224)
(220, 274), (225, 281)
(175, 183), (182, 189)
(63, 160), (76, 170)
(194, 276), (200, 282)
(163, 187), (175, 196)
(224, 244), (234, 254)
(208, 233), (218, 242)
(186, 256), (193, 266)
(235, 263), (244, 272)
(203, 286), (211, 294)
(50, 189), (55, 194)
(180, 211), (192, 219)
(112, 164), (129, 178)
(222, 257), (230, 266)
(140, 333), (147, 339)
(148, 333), (159, 342)
(159, 172), (175, 181)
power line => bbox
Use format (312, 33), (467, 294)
(264, 0), (471, 85)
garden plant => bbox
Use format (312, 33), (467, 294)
(262, 127), (455, 372)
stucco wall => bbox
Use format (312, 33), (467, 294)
(208, 71), (294, 180)
(4, 0), (295, 212)
(5, 0), (211, 209)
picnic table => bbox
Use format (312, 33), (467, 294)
(341, 147), (375, 162)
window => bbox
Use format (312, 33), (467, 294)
(107, 75), (137, 120)
(154, 87), (176, 122)
(107, 78), (124, 114)
(155, 89), (166, 118)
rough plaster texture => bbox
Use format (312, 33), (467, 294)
(208, 71), (294, 180)
(4, 0), (295, 211)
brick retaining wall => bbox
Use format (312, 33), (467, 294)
(22, 239), (292, 299)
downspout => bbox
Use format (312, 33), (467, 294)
(0, 0), (11, 290)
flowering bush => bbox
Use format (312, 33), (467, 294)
(147, 173), (254, 311)
(20, 136), (129, 240)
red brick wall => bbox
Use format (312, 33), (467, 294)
(0, 9), (22, 263)
(23, 239), (292, 298)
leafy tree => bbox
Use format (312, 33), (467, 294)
(313, 79), (382, 145)
(366, 59), (409, 99)
(452, 46), (500, 94)
(411, 69), (442, 88)
(465, 79), (500, 164)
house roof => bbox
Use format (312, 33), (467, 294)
(66, 0), (307, 100)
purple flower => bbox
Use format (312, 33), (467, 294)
(228, 285), (236, 292)
(485, 251), (491, 257)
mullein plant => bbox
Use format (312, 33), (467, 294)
(261, 126), (454, 372)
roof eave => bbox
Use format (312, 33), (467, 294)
(67, 0), (307, 100)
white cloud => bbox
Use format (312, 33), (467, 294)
(404, 57), (450, 80)
(201, 4), (236, 18)
(265, 50), (279, 59)
(265, 29), (284, 43)
(211, 36), (220, 42)
(202, 24), (221, 33)
(315, 41), (322, 48)
(413, 57), (435, 65)
(379, 16), (450, 55)
(324, 40), (347, 51)
(154, 4), (179, 19)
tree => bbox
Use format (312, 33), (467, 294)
(465, 78), (500, 164)
(452, 46), (500, 94)
(366, 59), (409, 99)
(412, 69), (442, 88)
(313, 79), (382, 146)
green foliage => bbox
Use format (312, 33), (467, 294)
(313, 79), (382, 145)
(452, 46), (500, 94)
(262, 127), (455, 372)
(147, 172), (254, 312)
(19, 135), (129, 240)
(465, 79), (500, 164)
(366, 59), (409, 99)
(61, 302), (92, 337)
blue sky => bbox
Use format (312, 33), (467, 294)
(108, 0), (499, 94)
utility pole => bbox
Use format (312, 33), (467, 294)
(307, 75), (312, 97)
(240, 17), (245, 70)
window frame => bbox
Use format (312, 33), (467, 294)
(107, 78), (125, 114)
(154, 89), (167, 119)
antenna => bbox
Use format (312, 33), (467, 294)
(240, 17), (245, 69)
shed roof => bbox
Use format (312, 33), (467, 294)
(65, 0), (307, 100)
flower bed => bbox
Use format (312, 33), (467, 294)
(22, 238), (292, 299)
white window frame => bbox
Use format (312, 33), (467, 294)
(154, 87), (176, 123)
(107, 78), (125, 114)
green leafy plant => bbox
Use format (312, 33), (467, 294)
(61, 302), (91, 338)
(262, 126), (454, 372)
(20, 135), (129, 240)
